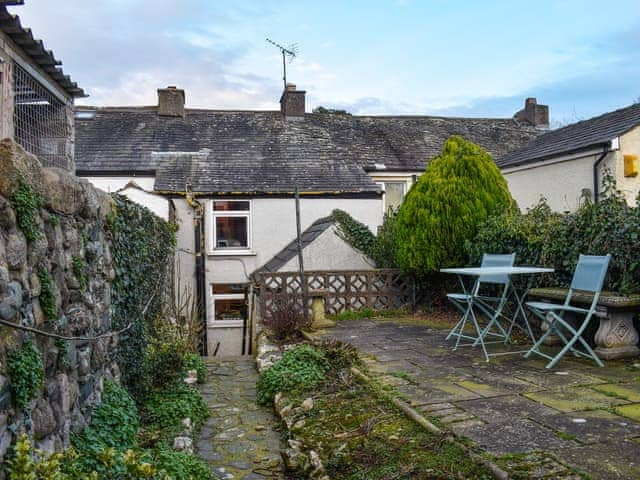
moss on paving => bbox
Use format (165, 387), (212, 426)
(614, 403), (640, 422)
(286, 372), (493, 479)
(524, 387), (630, 412)
(591, 383), (640, 402)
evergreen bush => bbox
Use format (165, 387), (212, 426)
(141, 382), (209, 444)
(467, 173), (640, 294)
(396, 136), (514, 274)
(333, 209), (376, 256)
(7, 340), (44, 410)
(257, 344), (329, 406)
(369, 208), (399, 268)
(106, 194), (177, 402)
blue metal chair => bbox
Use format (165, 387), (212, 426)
(525, 254), (611, 368)
(446, 253), (515, 360)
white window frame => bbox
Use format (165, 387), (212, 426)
(208, 199), (253, 255)
(209, 284), (247, 328)
(376, 181), (407, 214)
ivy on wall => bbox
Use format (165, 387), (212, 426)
(7, 340), (45, 410)
(467, 172), (640, 295)
(37, 266), (57, 320)
(11, 175), (42, 242)
(332, 209), (376, 257)
(106, 195), (176, 401)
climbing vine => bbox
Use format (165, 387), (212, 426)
(37, 266), (57, 320)
(332, 209), (376, 257)
(11, 175), (42, 242)
(106, 195), (177, 401)
(71, 255), (88, 290)
(7, 340), (45, 410)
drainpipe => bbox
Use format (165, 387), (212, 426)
(186, 189), (207, 355)
(593, 144), (609, 202)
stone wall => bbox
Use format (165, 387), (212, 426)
(0, 139), (117, 467)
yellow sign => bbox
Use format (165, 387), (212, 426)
(624, 154), (638, 177)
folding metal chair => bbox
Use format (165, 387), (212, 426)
(525, 254), (611, 369)
(446, 253), (515, 360)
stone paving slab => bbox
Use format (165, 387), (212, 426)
(555, 438), (640, 479)
(457, 394), (558, 423)
(452, 417), (570, 455)
(524, 386), (631, 412)
(533, 409), (640, 445)
(591, 383), (640, 402)
(323, 319), (640, 479)
(197, 358), (284, 480)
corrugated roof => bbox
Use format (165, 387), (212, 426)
(75, 107), (540, 194)
(497, 103), (640, 168)
(0, 3), (85, 97)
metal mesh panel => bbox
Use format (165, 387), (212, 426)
(13, 62), (69, 169)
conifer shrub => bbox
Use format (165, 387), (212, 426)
(396, 136), (514, 274)
(369, 208), (399, 268)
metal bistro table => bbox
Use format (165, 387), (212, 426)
(440, 266), (554, 361)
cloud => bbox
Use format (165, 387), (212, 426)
(7, 0), (640, 121)
(9, 0), (279, 108)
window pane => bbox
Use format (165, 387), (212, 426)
(214, 298), (247, 321)
(214, 201), (250, 211)
(384, 182), (405, 212)
(213, 284), (246, 295)
(216, 216), (248, 248)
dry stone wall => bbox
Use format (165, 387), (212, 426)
(0, 139), (118, 467)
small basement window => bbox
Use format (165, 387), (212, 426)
(212, 283), (247, 322)
(211, 200), (251, 253)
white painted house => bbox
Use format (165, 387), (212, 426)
(75, 85), (542, 356)
(498, 103), (640, 211)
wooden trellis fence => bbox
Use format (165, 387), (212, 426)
(253, 269), (414, 317)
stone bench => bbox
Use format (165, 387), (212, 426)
(528, 288), (640, 360)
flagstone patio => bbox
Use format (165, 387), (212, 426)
(321, 319), (640, 479)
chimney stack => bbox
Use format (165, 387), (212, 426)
(280, 83), (306, 119)
(158, 86), (185, 117)
(514, 98), (549, 129)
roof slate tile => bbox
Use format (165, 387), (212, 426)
(497, 103), (640, 168)
(75, 108), (540, 194)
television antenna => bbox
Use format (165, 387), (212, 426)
(266, 38), (298, 89)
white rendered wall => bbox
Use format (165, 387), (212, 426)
(202, 196), (381, 356)
(205, 196), (382, 284)
(502, 152), (616, 212)
(278, 226), (375, 272)
(82, 176), (169, 219)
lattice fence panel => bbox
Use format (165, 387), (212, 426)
(255, 269), (413, 319)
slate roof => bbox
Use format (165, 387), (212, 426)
(498, 103), (640, 168)
(75, 106), (540, 194)
(0, 3), (84, 97)
(256, 215), (335, 273)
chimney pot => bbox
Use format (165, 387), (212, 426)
(514, 97), (549, 129)
(280, 84), (306, 119)
(158, 86), (185, 117)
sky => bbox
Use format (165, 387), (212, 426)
(9, 0), (640, 125)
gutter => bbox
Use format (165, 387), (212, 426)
(593, 143), (610, 202)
